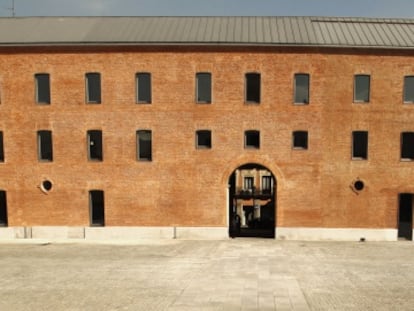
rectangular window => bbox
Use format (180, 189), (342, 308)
(404, 76), (414, 103)
(401, 132), (414, 160)
(89, 190), (104, 226)
(196, 73), (212, 103)
(354, 75), (370, 103)
(196, 130), (212, 149)
(292, 131), (308, 149)
(85, 73), (101, 103)
(0, 190), (7, 226)
(262, 176), (272, 194)
(245, 130), (260, 149)
(37, 130), (53, 162)
(245, 73), (260, 103)
(35, 73), (50, 104)
(0, 131), (4, 162)
(294, 73), (309, 104)
(136, 73), (151, 103)
(352, 131), (368, 160)
(244, 177), (254, 191)
(87, 130), (103, 161)
(137, 130), (152, 161)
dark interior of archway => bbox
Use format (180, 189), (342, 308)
(229, 163), (276, 238)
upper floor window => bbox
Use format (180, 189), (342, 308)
(0, 131), (3, 162)
(292, 131), (308, 150)
(401, 132), (414, 161)
(294, 73), (309, 104)
(354, 74), (370, 103)
(35, 73), (50, 104)
(352, 131), (368, 160)
(404, 76), (414, 103)
(245, 73), (260, 103)
(85, 73), (101, 104)
(136, 73), (151, 104)
(196, 130), (212, 149)
(244, 176), (254, 191)
(87, 130), (103, 161)
(196, 73), (212, 103)
(137, 130), (152, 161)
(245, 130), (260, 149)
(37, 130), (53, 162)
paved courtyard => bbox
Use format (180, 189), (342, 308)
(0, 239), (413, 310)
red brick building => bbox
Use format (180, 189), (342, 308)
(0, 16), (413, 240)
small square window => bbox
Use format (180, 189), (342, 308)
(294, 73), (309, 104)
(136, 73), (151, 103)
(87, 130), (103, 161)
(37, 130), (53, 162)
(292, 131), (308, 149)
(352, 131), (368, 160)
(401, 132), (414, 160)
(196, 73), (212, 103)
(35, 73), (50, 104)
(354, 75), (370, 103)
(137, 130), (152, 161)
(245, 73), (260, 103)
(86, 73), (101, 103)
(404, 76), (414, 103)
(196, 130), (211, 149)
(245, 130), (260, 149)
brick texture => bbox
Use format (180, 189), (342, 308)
(0, 46), (413, 229)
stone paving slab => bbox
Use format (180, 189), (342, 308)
(0, 239), (413, 310)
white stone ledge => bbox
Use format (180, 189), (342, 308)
(175, 227), (228, 240)
(85, 226), (174, 240)
(276, 227), (399, 241)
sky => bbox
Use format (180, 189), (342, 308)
(0, 0), (413, 18)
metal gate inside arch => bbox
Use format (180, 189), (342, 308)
(228, 163), (276, 238)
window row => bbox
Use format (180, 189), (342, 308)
(1, 130), (414, 162)
(32, 73), (414, 105)
(0, 189), (103, 227)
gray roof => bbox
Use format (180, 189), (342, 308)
(0, 16), (413, 49)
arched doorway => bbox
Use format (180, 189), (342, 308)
(228, 163), (276, 238)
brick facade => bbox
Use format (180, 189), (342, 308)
(0, 45), (413, 239)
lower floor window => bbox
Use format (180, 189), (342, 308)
(89, 190), (104, 226)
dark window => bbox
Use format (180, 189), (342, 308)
(137, 130), (152, 161)
(89, 190), (104, 226)
(136, 73), (151, 103)
(293, 131), (308, 149)
(37, 130), (53, 162)
(245, 130), (260, 149)
(244, 177), (254, 190)
(87, 130), (103, 161)
(86, 73), (101, 103)
(354, 75), (370, 103)
(35, 73), (50, 104)
(262, 176), (272, 194)
(245, 73), (260, 103)
(0, 190), (7, 226)
(196, 73), (212, 103)
(401, 132), (414, 160)
(0, 131), (4, 162)
(404, 76), (414, 103)
(294, 73), (309, 104)
(196, 130), (212, 149)
(352, 131), (368, 160)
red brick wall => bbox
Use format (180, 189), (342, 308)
(0, 46), (413, 229)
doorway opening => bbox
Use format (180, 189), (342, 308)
(228, 163), (276, 238)
(398, 193), (413, 240)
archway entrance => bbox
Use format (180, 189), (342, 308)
(228, 163), (276, 238)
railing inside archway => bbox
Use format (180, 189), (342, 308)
(228, 163), (276, 238)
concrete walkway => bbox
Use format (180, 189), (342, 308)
(0, 239), (413, 310)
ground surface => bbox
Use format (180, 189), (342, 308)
(0, 239), (413, 310)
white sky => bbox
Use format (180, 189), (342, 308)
(0, 0), (413, 18)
